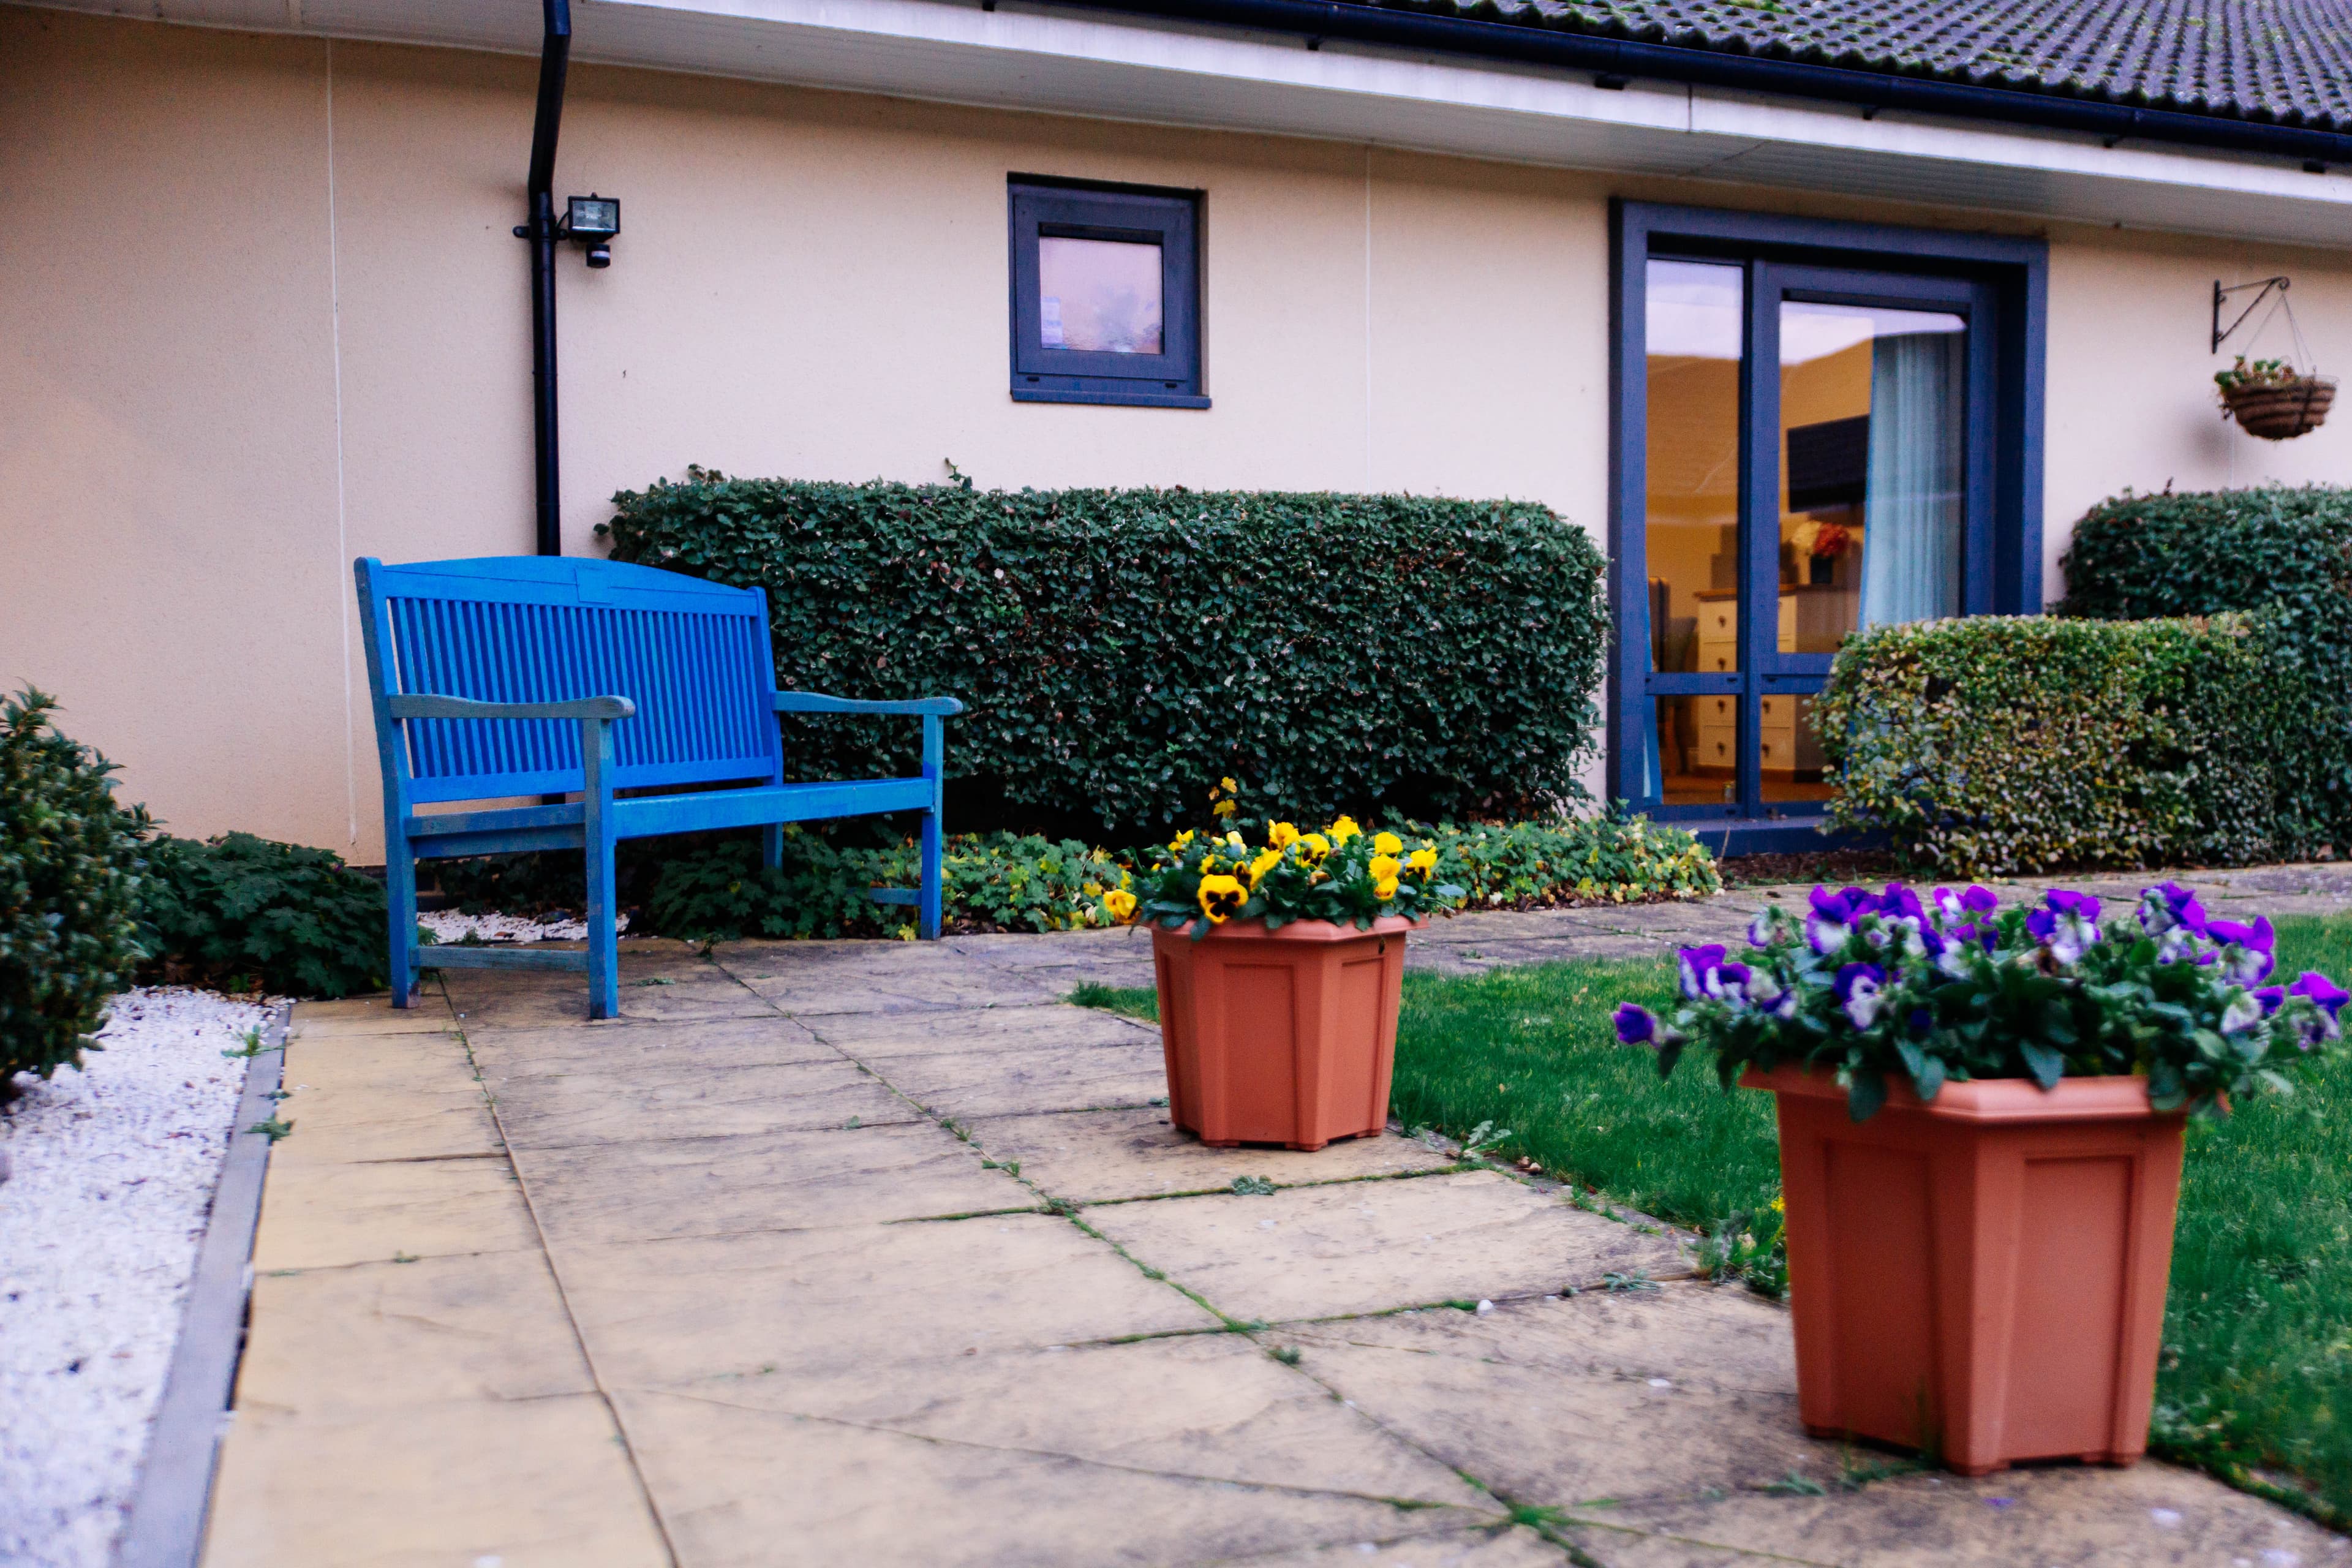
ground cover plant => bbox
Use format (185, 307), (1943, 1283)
(600, 471), (1610, 837)
(1081, 914), (2352, 1526)
(138, 832), (387, 998)
(0, 688), (148, 1096)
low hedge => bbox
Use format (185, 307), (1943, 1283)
(2059, 485), (2352, 856)
(141, 833), (387, 999)
(598, 470), (1610, 837)
(1818, 615), (2282, 875)
(1, 690), (148, 1097)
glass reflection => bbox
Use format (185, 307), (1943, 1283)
(1645, 260), (1743, 674)
(1039, 236), (1163, 355)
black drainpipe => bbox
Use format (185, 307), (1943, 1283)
(519, 0), (571, 557)
(1068, 0), (2352, 168)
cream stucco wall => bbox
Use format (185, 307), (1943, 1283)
(3, 6), (2347, 862)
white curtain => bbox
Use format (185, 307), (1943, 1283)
(1859, 331), (1965, 628)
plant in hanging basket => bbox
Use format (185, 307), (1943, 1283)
(2215, 355), (2335, 439)
(1615, 881), (2348, 1475)
(1125, 810), (1466, 1150)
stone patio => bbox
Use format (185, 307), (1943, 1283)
(200, 868), (2352, 1566)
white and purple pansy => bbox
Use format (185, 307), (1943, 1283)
(1834, 962), (1887, 1030)
(1747, 904), (1790, 948)
(1806, 886), (1871, 956)
(1743, 967), (1799, 1020)
(2137, 881), (2209, 938)
(2203, 914), (2277, 986)
(1678, 943), (1729, 1001)
(2283, 971), (2350, 1047)
(2025, 890), (2102, 965)
(2219, 990), (2266, 1035)
(1932, 884), (1998, 929)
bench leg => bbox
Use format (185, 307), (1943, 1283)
(582, 718), (621, 1020)
(762, 823), (784, 872)
(919, 712), (945, 940)
(386, 829), (419, 1008)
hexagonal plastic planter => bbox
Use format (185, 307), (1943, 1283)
(1749, 1065), (2189, 1476)
(1148, 916), (1419, 1150)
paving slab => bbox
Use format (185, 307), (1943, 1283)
(1088, 1170), (1691, 1324)
(490, 1055), (921, 1149)
(1285, 1284), (1824, 1509)
(277, 1025), (478, 1095)
(249, 1151), (538, 1271)
(611, 1387), (1486, 1568)
(234, 1249), (595, 1418)
(1228, 1528), (1574, 1567)
(440, 961), (778, 1028)
(202, 1394), (668, 1568)
(463, 1012), (837, 1078)
(867, 1036), (1171, 1120)
(516, 1120), (1034, 1246)
(1558, 1460), (2350, 1567)
(806, 1000), (1153, 1060)
(688, 1333), (1486, 1507)
(264, 1080), (503, 1166)
(726, 958), (1065, 1015)
(970, 1107), (1458, 1202)
(554, 1212), (1220, 1388)
(287, 996), (458, 1038)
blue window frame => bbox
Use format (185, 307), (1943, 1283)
(1610, 202), (2046, 852)
(1009, 177), (1207, 409)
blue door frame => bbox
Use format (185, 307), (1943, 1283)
(1609, 202), (2048, 855)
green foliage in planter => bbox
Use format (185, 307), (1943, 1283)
(598, 470), (1610, 835)
(2059, 484), (2352, 856)
(1818, 616), (2282, 876)
(0, 689), (148, 1096)
(644, 828), (1128, 941)
(1429, 811), (1721, 908)
(140, 832), (387, 998)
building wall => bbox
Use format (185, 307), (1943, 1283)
(4, 6), (2348, 862)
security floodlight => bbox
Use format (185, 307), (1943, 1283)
(562, 194), (619, 267)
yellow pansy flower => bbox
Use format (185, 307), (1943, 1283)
(1372, 831), (1403, 856)
(1297, 832), (1332, 863)
(1170, 829), (1196, 851)
(1329, 815), (1362, 843)
(1407, 846), (1438, 875)
(1197, 875), (1246, 924)
(1248, 849), (1283, 888)
(1226, 831), (1246, 850)
(1220, 776), (1239, 793)
(1083, 881), (1103, 897)
(1268, 821), (1299, 849)
(1370, 854), (1402, 883)
(1373, 876), (1400, 902)
(1212, 798), (1238, 818)
(1103, 888), (1137, 924)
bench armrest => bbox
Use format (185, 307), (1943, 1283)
(389, 695), (638, 721)
(773, 692), (964, 717)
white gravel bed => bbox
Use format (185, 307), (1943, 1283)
(1, 987), (274, 1568)
(419, 907), (627, 944)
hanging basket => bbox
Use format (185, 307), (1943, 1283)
(2222, 374), (2335, 440)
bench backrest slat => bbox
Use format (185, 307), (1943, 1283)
(357, 556), (780, 806)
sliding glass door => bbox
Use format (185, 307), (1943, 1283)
(1635, 255), (1996, 821)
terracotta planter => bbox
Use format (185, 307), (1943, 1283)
(1149, 917), (1417, 1150)
(2222, 375), (2335, 439)
(1747, 1065), (2187, 1476)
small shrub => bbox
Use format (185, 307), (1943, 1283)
(599, 471), (1610, 835)
(141, 832), (387, 998)
(1818, 615), (2280, 875)
(0, 689), (148, 1098)
(1423, 810), (1720, 907)
(2059, 484), (2352, 856)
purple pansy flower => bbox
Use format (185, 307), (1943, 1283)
(1747, 905), (1789, 948)
(1678, 944), (1728, 1001)
(2203, 915), (2276, 985)
(2291, 971), (2351, 1018)
(2253, 984), (2286, 1016)
(2220, 990), (2265, 1035)
(1933, 884), (1998, 928)
(2138, 881), (2209, 938)
(2026, 890), (2102, 965)
(1613, 1003), (1657, 1044)
(1806, 886), (1870, 956)
(1835, 962), (1887, 1030)
(1744, 967), (1799, 1020)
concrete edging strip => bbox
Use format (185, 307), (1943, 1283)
(113, 1000), (290, 1568)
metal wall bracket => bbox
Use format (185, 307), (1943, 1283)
(2214, 276), (2291, 354)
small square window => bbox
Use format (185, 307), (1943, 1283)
(1009, 177), (1205, 409)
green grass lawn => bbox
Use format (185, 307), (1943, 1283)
(1073, 916), (2352, 1526)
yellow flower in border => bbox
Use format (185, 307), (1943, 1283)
(1220, 776), (1239, 794)
(1212, 798), (1238, 818)
(1407, 846), (1438, 875)
(1247, 849), (1283, 888)
(1370, 854), (1401, 883)
(1083, 881), (1104, 897)
(1170, 829), (1196, 851)
(1197, 875), (1246, 924)
(1297, 832), (1332, 863)
(1372, 831), (1403, 857)
(1103, 888), (1137, 924)
(1769, 1194), (1785, 1214)
(1268, 821), (1299, 850)
(1373, 876), (1400, 902)
(1329, 815), (1362, 843)
(1226, 830), (1246, 850)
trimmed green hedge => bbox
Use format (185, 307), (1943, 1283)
(1819, 615), (2282, 875)
(2059, 485), (2352, 856)
(1, 690), (148, 1096)
(598, 470), (1610, 836)
(141, 833), (386, 999)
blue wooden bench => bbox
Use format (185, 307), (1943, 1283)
(355, 556), (962, 1019)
